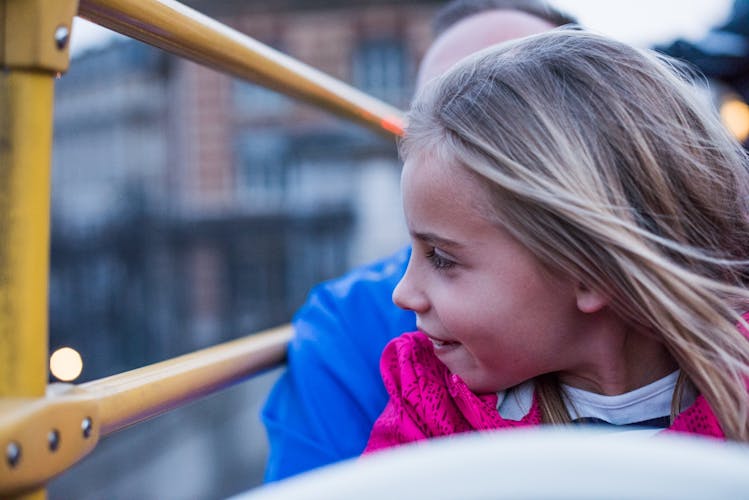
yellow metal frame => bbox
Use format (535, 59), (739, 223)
(1, 0), (404, 495)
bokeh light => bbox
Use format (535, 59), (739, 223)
(720, 98), (749, 143)
(50, 347), (83, 382)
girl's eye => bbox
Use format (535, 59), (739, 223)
(426, 248), (455, 270)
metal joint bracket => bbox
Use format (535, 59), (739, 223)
(0, 385), (100, 496)
(0, 0), (80, 73)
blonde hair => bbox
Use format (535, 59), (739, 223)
(401, 29), (749, 440)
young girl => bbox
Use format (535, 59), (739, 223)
(364, 29), (749, 452)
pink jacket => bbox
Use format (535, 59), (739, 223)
(364, 332), (724, 453)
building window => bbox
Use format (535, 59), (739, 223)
(235, 131), (289, 206)
(352, 39), (408, 106)
(233, 81), (291, 117)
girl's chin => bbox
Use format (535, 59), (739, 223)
(446, 368), (511, 394)
(432, 345), (514, 393)
(432, 341), (465, 368)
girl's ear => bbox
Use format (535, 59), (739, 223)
(575, 282), (608, 314)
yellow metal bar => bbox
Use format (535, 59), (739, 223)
(0, 70), (53, 500)
(1, 1), (81, 497)
(77, 0), (405, 137)
(82, 324), (292, 435)
(0, 325), (290, 495)
(0, 71), (52, 399)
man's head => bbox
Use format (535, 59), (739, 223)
(417, 0), (577, 87)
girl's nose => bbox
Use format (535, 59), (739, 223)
(392, 260), (429, 313)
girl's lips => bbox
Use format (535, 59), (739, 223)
(429, 337), (458, 348)
(417, 325), (460, 352)
(430, 337), (461, 358)
(420, 330), (460, 350)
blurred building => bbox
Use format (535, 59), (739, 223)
(49, 0), (440, 498)
(657, 0), (749, 145)
(51, 0), (440, 377)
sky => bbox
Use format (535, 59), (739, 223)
(71, 0), (735, 55)
(553, 0), (733, 46)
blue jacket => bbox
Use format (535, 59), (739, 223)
(261, 246), (415, 481)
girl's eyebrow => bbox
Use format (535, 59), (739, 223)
(411, 231), (465, 249)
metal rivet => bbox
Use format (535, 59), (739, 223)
(6, 442), (21, 468)
(81, 417), (92, 439)
(48, 429), (60, 452)
(54, 25), (70, 51)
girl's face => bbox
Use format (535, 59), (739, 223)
(394, 153), (594, 393)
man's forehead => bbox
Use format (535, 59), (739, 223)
(417, 9), (555, 88)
